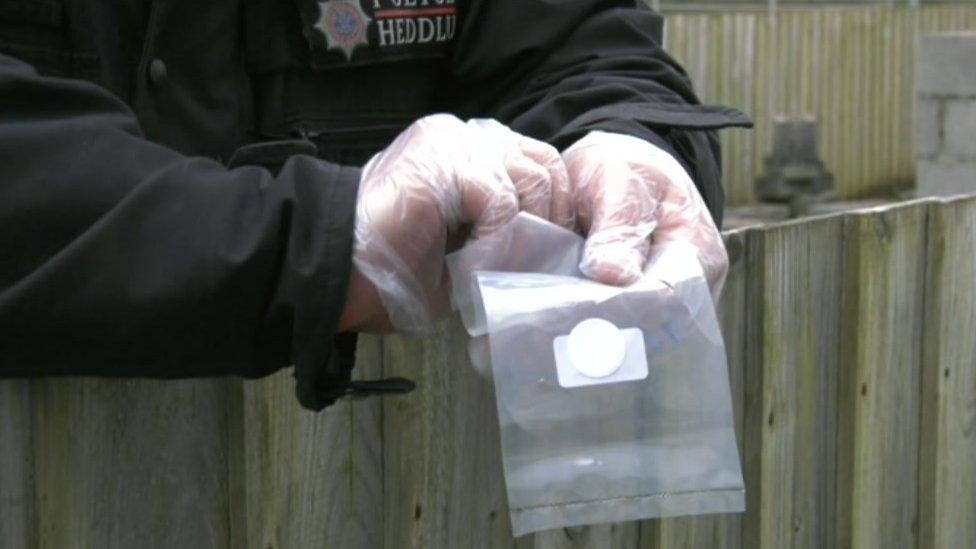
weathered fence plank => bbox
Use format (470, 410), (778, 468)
(0, 381), (32, 549)
(382, 321), (512, 549)
(835, 202), (928, 549)
(919, 196), (976, 549)
(756, 215), (844, 549)
(30, 379), (231, 548)
(525, 524), (639, 549)
(230, 335), (384, 549)
(739, 226), (767, 549)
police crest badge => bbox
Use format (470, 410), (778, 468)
(315, 0), (372, 61)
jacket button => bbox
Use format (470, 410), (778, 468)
(148, 59), (168, 87)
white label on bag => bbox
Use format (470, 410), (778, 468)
(553, 319), (648, 388)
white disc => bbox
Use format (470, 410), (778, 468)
(566, 318), (626, 378)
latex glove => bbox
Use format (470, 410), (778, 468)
(341, 114), (573, 333)
(563, 130), (728, 300)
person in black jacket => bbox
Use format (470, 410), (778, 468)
(0, 0), (750, 410)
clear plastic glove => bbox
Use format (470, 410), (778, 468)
(341, 114), (573, 333)
(563, 130), (728, 300)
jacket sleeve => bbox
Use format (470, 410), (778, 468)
(447, 0), (752, 226)
(0, 54), (359, 410)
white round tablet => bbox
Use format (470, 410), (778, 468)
(566, 318), (626, 378)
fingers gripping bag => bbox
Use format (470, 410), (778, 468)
(447, 214), (744, 537)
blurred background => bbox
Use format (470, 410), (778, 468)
(643, 0), (976, 223)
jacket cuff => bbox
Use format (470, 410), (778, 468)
(279, 156), (361, 410)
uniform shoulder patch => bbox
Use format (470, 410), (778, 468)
(315, 0), (373, 61)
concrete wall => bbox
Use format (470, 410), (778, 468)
(916, 32), (976, 197)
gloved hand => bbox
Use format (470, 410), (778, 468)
(340, 114), (573, 333)
(563, 131), (728, 300)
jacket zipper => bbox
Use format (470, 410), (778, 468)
(290, 121), (410, 142)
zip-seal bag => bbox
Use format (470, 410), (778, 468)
(447, 214), (745, 537)
(449, 213), (583, 337)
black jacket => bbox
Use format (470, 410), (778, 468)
(0, 0), (750, 410)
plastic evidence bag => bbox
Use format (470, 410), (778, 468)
(447, 213), (745, 537)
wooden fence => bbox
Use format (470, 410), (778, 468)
(1, 194), (975, 548)
(660, 5), (976, 205)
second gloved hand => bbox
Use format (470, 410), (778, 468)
(342, 114), (573, 333)
(564, 131), (729, 300)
